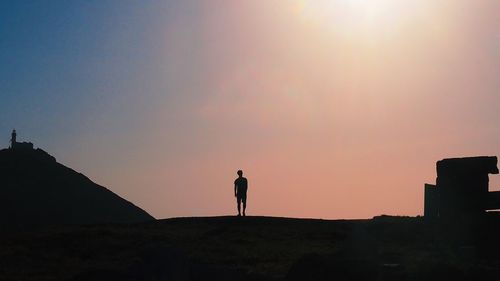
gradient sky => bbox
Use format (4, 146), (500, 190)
(1, 0), (499, 219)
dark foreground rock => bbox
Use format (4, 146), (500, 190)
(286, 254), (377, 281)
(72, 245), (261, 281)
(4, 216), (500, 281)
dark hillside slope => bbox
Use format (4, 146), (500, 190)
(0, 148), (154, 227)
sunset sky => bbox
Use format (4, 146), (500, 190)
(1, 0), (499, 219)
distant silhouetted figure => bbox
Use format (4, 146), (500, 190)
(234, 170), (248, 216)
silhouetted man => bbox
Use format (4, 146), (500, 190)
(234, 170), (248, 216)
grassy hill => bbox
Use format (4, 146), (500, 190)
(2, 216), (500, 281)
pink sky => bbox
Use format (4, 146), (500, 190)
(30, 0), (499, 219)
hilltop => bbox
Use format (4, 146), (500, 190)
(0, 147), (154, 228)
(3, 216), (500, 281)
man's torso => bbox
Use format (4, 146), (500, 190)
(235, 177), (248, 196)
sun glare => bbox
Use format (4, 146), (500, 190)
(295, 0), (426, 34)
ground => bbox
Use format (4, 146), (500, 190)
(2, 216), (500, 281)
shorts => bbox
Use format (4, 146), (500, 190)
(237, 194), (247, 204)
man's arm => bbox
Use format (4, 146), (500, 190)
(234, 183), (237, 197)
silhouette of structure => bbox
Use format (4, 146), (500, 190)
(424, 156), (499, 218)
(10, 129), (34, 151)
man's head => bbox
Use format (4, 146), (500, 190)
(237, 170), (243, 177)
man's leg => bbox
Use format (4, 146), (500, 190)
(242, 196), (247, 216)
(237, 196), (241, 216)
